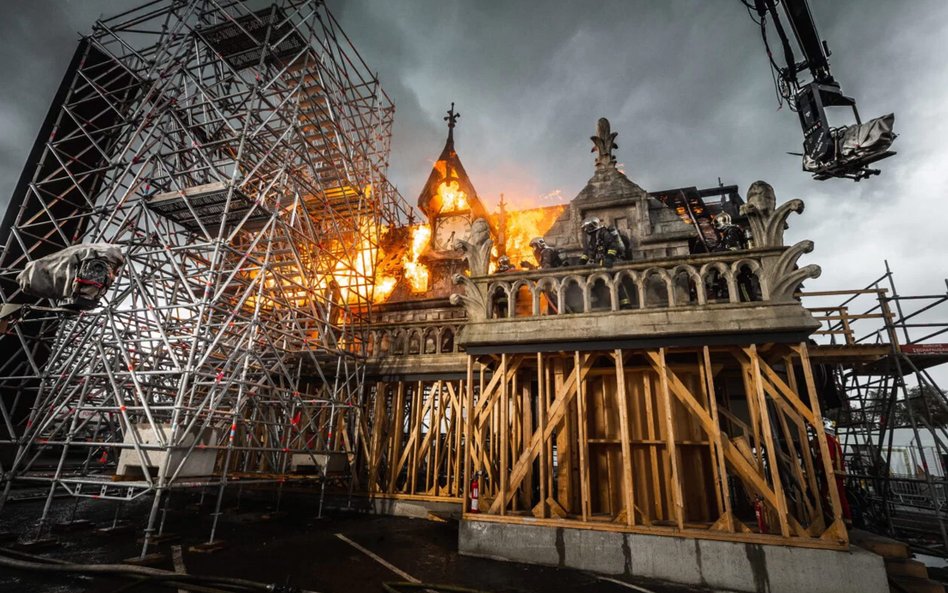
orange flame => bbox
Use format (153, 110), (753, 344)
(494, 205), (566, 268)
(437, 180), (469, 213)
(402, 224), (431, 292)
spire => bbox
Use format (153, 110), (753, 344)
(444, 102), (460, 147)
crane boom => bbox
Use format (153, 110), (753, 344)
(752, 0), (896, 181)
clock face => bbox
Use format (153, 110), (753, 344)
(433, 215), (472, 251)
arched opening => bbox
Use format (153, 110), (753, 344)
(616, 273), (638, 310)
(589, 277), (612, 312)
(563, 278), (583, 314)
(392, 331), (406, 355)
(736, 264), (763, 302)
(536, 279), (558, 316)
(673, 270), (698, 306)
(490, 286), (510, 319)
(408, 330), (421, 355)
(379, 332), (392, 355)
(439, 328), (455, 353)
(704, 268), (729, 303)
(513, 283), (534, 317)
(644, 272), (669, 308)
(423, 329), (437, 354)
(365, 332), (377, 356)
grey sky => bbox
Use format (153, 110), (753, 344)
(1, 0), (946, 303)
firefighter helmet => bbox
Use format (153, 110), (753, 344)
(529, 237), (546, 249)
(713, 212), (732, 230)
(581, 217), (601, 234)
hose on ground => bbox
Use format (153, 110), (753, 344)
(0, 548), (306, 593)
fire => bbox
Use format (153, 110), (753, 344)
(402, 224), (431, 292)
(332, 226), (397, 305)
(494, 205), (566, 268)
(437, 180), (469, 212)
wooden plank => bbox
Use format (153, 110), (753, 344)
(367, 383), (386, 492)
(463, 357), (474, 514)
(646, 351), (782, 513)
(557, 356), (576, 511)
(745, 345), (791, 537)
(521, 372), (534, 510)
(655, 348), (685, 530)
(575, 352), (590, 520)
(500, 354), (509, 516)
(489, 354), (594, 514)
(701, 347), (733, 532)
(758, 359), (818, 426)
(796, 343), (846, 542)
(785, 357), (824, 522)
(537, 352), (548, 518)
(642, 371), (663, 520)
(614, 350), (635, 527)
(387, 382), (406, 493)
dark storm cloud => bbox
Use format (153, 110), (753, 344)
(2, 0), (946, 297)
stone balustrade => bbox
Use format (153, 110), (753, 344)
(480, 250), (776, 319)
(364, 320), (464, 358)
(449, 187), (823, 351)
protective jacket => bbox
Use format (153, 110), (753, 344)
(581, 227), (622, 266)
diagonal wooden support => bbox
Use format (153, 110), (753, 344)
(489, 353), (595, 514)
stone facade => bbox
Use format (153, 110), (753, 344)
(543, 119), (695, 262)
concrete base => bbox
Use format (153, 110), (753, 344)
(459, 519), (887, 593)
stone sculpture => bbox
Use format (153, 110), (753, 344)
(590, 117), (618, 169)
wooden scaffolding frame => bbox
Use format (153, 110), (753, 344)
(460, 342), (849, 550)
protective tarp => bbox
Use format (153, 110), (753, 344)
(838, 113), (896, 160)
(803, 113), (896, 172)
(17, 244), (125, 306)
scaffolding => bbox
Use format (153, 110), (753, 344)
(0, 0), (412, 556)
(802, 262), (948, 557)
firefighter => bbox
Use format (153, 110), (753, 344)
(496, 255), (515, 273)
(712, 212), (748, 251)
(529, 237), (564, 269)
(491, 256), (517, 318)
(580, 217), (623, 266)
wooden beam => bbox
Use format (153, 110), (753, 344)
(701, 347), (733, 532)
(745, 345), (791, 537)
(795, 343), (846, 543)
(614, 350), (635, 527)
(576, 352), (590, 520)
(655, 348), (685, 529)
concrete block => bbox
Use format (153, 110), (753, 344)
(459, 519), (888, 593)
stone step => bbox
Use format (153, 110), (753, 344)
(888, 575), (945, 593)
(886, 558), (930, 580)
(850, 529), (911, 560)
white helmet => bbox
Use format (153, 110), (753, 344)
(529, 237), (546, 249)
(581, 217), (601, 233)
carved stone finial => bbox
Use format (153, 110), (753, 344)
(738, 181), (822, 302)
(740, 180), (799, 248)
(452, 218), (492, 277)
(450, 274), (488, 320)
(590, 117), (618, 169)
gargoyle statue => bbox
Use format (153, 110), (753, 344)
(453, 218), (493, 277)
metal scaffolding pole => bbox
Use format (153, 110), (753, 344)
(0, 0), (412, 556)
